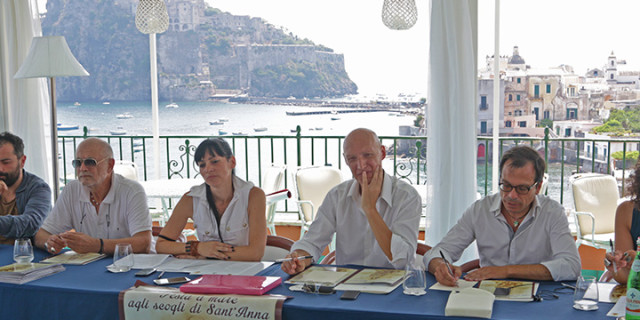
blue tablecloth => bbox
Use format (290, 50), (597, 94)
(0, 243), (616, 320)
(0, 245), (186, 320)
(257, 264), (613, 320)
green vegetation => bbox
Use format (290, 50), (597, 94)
(593, 107), (640, 134)
(539, 118), (553, 128)
(612, 150), (639, 161)
(414, 114), (424, 127)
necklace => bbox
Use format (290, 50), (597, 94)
(504, 211), (526, 227)
(89, 193), (101, 207)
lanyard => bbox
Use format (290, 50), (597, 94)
(205, 185), (224, 243)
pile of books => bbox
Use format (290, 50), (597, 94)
(0, 263), (65, 284)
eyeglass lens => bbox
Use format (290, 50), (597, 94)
(72, 158), (98, 169)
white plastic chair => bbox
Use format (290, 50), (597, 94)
(293, 166), (343, 238)
(570, 173), (619, 249)
(113, 160), (138, 180)
(261, 165), (286, 235)
(261, 235), (294, 261)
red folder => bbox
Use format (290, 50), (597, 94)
(179, 274), (282, 295)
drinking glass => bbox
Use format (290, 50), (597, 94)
(113, 243), (134, 272)
(573, 275), (598, 311)
(13, 238), (34, 264)
(403, 260), (427, 296)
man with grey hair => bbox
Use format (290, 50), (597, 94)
(282, 128), (422, 274)
(35, 138), (152, 254)
(425, 145), (580, 286)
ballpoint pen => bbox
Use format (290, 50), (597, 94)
(157, 271), (166, 279)
(439, 250), (455, 278)
(610, 239), (617, 273)
(275, 255), (314, 263)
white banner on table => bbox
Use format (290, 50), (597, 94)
(121, 286), (285, 320)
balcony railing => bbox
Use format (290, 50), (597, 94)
(59, 127), (638, 209)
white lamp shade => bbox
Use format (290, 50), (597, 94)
(14, 36), (89, 79)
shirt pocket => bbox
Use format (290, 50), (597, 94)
(222, 219), (249, 246)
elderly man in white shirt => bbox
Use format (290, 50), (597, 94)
(281, 128), (422, 274)
(35, 138), (151, 254)
(425, 145), (580, 286)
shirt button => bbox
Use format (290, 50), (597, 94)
(205, 231), (210, 235)
(243, 223), (247, 228)
(226, 227), (230, 231)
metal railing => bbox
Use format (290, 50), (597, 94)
(60, 127), (638, 208)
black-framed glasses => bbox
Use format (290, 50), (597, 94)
(71, 158), (109, 169)
(499, 181), (538, 195)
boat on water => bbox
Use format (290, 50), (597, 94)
(57, 123), (79, 131)
(209, 121), (224, 125)
(116, 112), (133, 119)
(133, 145), (143, 153)
(73, 102), (81, 106)
(218, 117), (229, 122)
(218, 129), (228, 135)
(102, 101), (110, 105)
(232, 131), (246, 136)
(110, 126), (127, 135)
(253, 127), (267, 132)
(330, 117), (340, 120)
(315, 127), (323, 131)
(165, 102), (179, 108)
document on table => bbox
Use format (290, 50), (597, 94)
(429, 280), (477, 291)
(155, 257), (272, 276)
(607, 298), (625, 318)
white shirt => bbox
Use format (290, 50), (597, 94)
(291, 173), (422, 269)
(42, 174), (151, 239)
(190, 176), (254, 246)
(424, 193), (581, 281)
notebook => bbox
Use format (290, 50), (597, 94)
(445, 287), (495, 318)
(179, 274), (282, 295)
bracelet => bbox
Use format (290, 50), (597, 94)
(186, 241), (200, 257)
(98, 238), (104, 254)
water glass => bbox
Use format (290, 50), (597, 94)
(13, 238), (34, 264)
(573, 275), (599, 311)
(113, 243), (134, 272)
(403, 261), (427, 296)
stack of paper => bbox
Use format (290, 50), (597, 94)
(477, 280), (538, 302)
(41, 251), (106, 265)
(445, 288), (495, 318)
(0, 263), (65, 284)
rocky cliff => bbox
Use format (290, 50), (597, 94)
(41, 0), (357, 101)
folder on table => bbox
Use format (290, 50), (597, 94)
(179, 274), (282, 295)
(445, 287), (495, 319)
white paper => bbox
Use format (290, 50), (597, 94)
(429, 280), (477, 291)
(607, 298), (626, 317)
(106, 254), (171, 270)
(155, 257), (271, 276)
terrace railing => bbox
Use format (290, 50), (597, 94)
(59, 127), (638, 210)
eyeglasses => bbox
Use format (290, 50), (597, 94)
(71, 158), (109, 169)
(301, 283), (335, 294)
(499, 181), (538, 195)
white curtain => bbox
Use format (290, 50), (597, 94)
(425, 0), (478, 262)
(0, 0), (50, 184)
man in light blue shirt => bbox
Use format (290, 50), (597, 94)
(425, 146), (580, 286)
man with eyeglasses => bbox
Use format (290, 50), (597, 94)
(0, 132), (51, 244)
(35, 138), (152, 254)
(425, 145), (580, 286)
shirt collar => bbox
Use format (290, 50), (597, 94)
(80, 173), (116, 204)
(491, 192), (541, 218)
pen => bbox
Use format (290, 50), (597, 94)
(610, 239), (617, 273)
(157, 271), (165, 279)
(275, 255), (314, 263)
(439, 250), (454, 278)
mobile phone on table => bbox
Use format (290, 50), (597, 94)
(340, 290), (360, 300)
(153, 276), (191, 285)
(135, 268), (156, 277)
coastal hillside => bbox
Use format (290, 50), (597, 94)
(41, 0), (358, 101)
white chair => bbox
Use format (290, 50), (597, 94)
(262, 165), (286, 235)
(293, 166), (343, 238)
(261, 235), (294, 261)
(539, 173), (549, 195)
(570, 173), (619, 249)
(113, 160), (138, 180)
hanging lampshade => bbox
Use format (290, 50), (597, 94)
(135, 0), (170, 34)
(381, 0), (418, 30)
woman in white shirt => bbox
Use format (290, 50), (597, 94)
(156, 138), (266, 261)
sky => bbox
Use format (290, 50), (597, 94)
(37, 0), (640, 98)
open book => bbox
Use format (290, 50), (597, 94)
(0, 263), (65, 284)
(285, 266), (358, 287)
(477, 280), (538, 302)
(41, 251), (106, 265)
